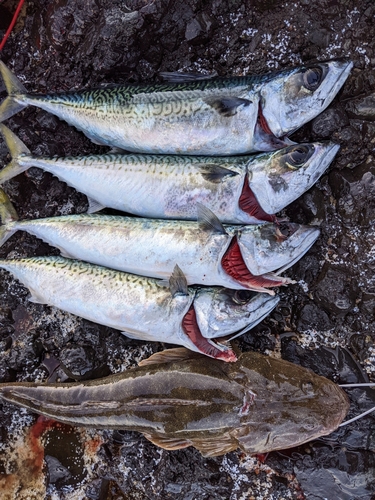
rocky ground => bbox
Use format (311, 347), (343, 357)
(0, 0), (374, 499)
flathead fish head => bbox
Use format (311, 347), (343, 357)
(192, 289), (279, 340)
(247, 141), (339, 215)
(237, 222), (320, 276)
(231, 353), (350, 454)
(260, 59), (353, 138)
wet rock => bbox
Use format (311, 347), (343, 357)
(296, 303), (333, 332)
(314, 265), (358, 315)
(59, 344), (97, 378)
(45, 455), (72, 486)
(346, 93), (375, 121)
(312, 107), (349, 138)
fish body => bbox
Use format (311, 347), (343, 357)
(0, 349), (350, 456)
(0, 256), (279, 360)
(0, 204), (320, 292)
(0, 60), (352, 155)
(0, 125), (339, 224)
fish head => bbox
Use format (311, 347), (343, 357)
(247, 141), (339, 215)
(237, 221), (320, 276)
(260, 59), (353, 137)
(231, 353), (350, 453)
(192, 288), (279, 339)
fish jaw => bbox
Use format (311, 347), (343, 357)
(248, 141), (339, 215)
(192, 288), (279, 339)
(260, 59), (353, 138)
(231, 353), (350, 454)
(237, 222), (320, 276)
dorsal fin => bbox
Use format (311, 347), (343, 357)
(159, 71), (218, 82)
(199, 163), (239, 184)
(138, 348), (198, 367)
(169, 264), (188, 297)
(197, 203), (227, 235)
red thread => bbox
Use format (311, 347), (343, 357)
(239, 174), (277, 223)
(221, 237), (284, 289)
(0, 0), (26, 52)
(182, 306), (237, 362)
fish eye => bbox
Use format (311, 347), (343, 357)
(276, 222), (297, 239)
(286, 145), (314, 169)
(232, 290), (255, 305)
(303, 67), (323, 91)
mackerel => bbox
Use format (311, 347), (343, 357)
(0, 60), (352, 155)
(0, 125), (339, 223)
(0, 257), (279, 361)
(0, 197), (319, 293)
(0, 348), (350, 456)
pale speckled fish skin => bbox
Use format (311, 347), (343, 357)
(0, 256), (279, 358)
(0, 125), (339, 224)
(0, 212), (320, 292)
(0, 60), (352, 155)
(0, 350), (350, 456)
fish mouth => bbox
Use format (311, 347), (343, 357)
(248, 141), (340, 216)
(319, 59), (353, 111)
(262, 59), (353, 138)
(274, 224), (320, 274)
(236, 223), (320, 277)
(226, 294), (280, 341)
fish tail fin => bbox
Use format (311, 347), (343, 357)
(0, 60), (28, 121)
(0, 188), (17, 246)
(0, 124), (31, 184)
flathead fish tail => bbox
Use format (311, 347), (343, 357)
(0, 124), (31, 184)
(0, 61), (28, 121)
(0, 187), (18, 246)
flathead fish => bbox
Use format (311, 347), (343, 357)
(0, 195), (319, 293)
(0, 257), (279, 361)
(0, 60), (352, 155)
(0, 348), (350, 456)
(0, 125), (339, 224)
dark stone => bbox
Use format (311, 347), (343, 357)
(346, 93), (375, 121)
(59, 344), (97, 378)
(296, 303), (333, 331)
(314, 266), (358, 315)
(312, 107), (349, 138)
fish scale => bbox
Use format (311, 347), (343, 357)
(0, 205), (320, 292)
(0, 350), (350, 456)
(0, 59), (353, 154)
(0, 256), (280, 360)
(0, 125), (340, 224)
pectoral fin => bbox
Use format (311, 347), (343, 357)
(190, 434), (238, 457)
(138, 348), (200, 367)
(199, 163), (239, 184)
(142, 432), (192, 450)
(87, 198), (106, 214)
(205, 97), (252, 117)
(28, 289), (48, 305)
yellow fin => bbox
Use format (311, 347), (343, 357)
(138, 348), (201, 367)
(142, 432), (192, 451)
(191, 434), (238, 457)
